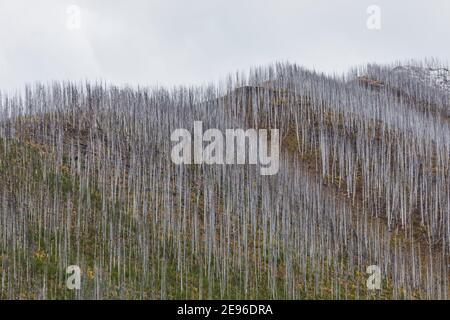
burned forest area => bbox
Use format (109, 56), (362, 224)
(0, 60), (449, 300)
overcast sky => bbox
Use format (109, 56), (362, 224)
(0, 0), (449, 92)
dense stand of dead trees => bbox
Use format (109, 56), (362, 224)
(0, 60), (448, 299)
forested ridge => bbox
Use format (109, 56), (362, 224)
(0, 60), (448, 299)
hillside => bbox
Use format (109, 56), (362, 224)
(0, 61), (449, 299)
